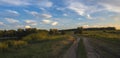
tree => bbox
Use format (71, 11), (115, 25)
(49, 29), (59, 35)
(17, 28), (25, 38)
(74, 27), (83, 34)
(61, 31), (66, 35)
(77, 27), (83, 34)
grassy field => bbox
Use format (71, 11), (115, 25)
(83, 30), (120, 58)
(77, 38), (87, 58)
(0, 33), (75, 58)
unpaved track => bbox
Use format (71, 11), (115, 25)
(83, 38), (100, 58)
(62, 38), (80, 58)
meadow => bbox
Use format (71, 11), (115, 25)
(82, 30), (120, 58)
(0, 32), (75, 58)
(0, 27), (120, 58)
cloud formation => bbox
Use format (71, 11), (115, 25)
(6, 10), (19, 15)
(42, 19), (51, 24)
(5, 18), (19, 23)
(0, 0), (120, 29)
(25, 20), (37, 25)
(51, 22), (58, 26)
(0, 22), (4, 25)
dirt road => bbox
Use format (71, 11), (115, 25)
(83, 38), (100, 58)
(62, 38), (80, 58)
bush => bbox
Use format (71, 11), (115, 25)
(0, 42), (8, 50)
(11, 40), (27, 48)
(23, 32), (48, 42)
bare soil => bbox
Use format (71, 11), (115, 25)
(83, 38), (100, 58)
(62, 38), (80, 58)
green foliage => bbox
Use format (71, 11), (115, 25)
(0, 42), (8, 51)
(0, 35), (75, 58)
(49, 29), (60, 35)
(10, 40), (27, 48)
(74, 27), (83, 34)
(23, 32), (48, 42)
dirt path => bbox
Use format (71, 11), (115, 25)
(62, 38), (80, 58)
(83, 38), (100, 58)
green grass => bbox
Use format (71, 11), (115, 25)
(77, 38), (87, 58)
(0, 34), (75, 58)
(83, 30), (120, 58)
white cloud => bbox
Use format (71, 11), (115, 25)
(42, 19), (51, 24)
(30, 11), (39, 16)
(40, 8), (46, 11)
(42, 19), (58, 26)
(6, 10), (19, 15)
(5, 18), (19, 23)
(42, 14), (52, 18)
(0, 22), (4, 25)
(87, 14), (93, 19)
(51, 21), (58, 26)
(68, 2), (87, 16)
(67, 1), (96, 19)
(56, 8), (65, 11)
(25, 20), (37, 25)
(25, 25), (31, 28)
(63, 13), (68, 16)
(99, 0), (120, 6)
(100, 3), (120, 13)
(82, 25), (89, 28)
(0, 0), (30, 6)
(37, 0), (53, 7)
(0, 0), (53, 8)
(24, 10), (39, 16)
(24, 10), (52, 18)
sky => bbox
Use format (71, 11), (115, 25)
(0, 0), (120, 30)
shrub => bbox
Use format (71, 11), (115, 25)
(0, 42), (8, 51)
(23, 32), (48, 42)
(11, 40), (27, 48)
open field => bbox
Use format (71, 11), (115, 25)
(0, 33), (75, 58)
(0, 29), (120, 58)
(82, 30), (120, 58)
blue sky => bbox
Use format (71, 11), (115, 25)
(0, 0), (120, 30)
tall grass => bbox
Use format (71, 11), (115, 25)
(0, 32), (75, 58)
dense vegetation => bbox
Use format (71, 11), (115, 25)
(0, 28), (76, 58)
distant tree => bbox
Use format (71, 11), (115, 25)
(74, 27), (83, 34)
(7, 30), (16, 37)
(77, 27), (83, 34)
(0, 30), (4, 37)
(61, 31), (66, 35)
(17, 28), (25, 38)
(49, 29), (59, 35)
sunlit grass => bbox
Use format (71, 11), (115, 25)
(83, 30), (120, 58)
(0, 33), (75, 58)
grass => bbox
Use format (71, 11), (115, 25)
(83, 30), (120, 58)
(77, 38), (87, 58)
(0, 34), (75, 58)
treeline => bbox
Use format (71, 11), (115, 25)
(0, 28), (48, 40)
(84, 27), (116, 31)
(59, 27), (116, 31)
(0, 27), (116, 40)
